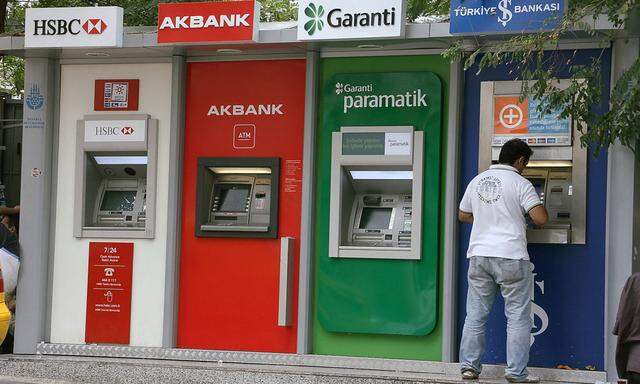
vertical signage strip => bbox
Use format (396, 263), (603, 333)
(85, 242), (134, 345)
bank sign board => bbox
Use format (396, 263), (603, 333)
(297, 0), (406, 41)
(157, 1), (260, 43)
(450, 0), (565, 35)
(25, 7), (123, 48)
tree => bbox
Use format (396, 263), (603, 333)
(413, 0), (639, 153)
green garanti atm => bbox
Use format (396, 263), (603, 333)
(313, 55), (448, 360)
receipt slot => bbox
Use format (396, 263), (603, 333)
(478, 80), (587, 244)
(329, 126), (423, 260)
(74, 115), (158, 239)
(195, 158), (279, 238)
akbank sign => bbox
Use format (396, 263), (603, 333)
(297, 0), (406, 41)
(450, 0), (566, 35)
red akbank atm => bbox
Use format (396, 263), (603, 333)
(178, 59), (306, 352)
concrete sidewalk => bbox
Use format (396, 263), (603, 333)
(0, 354), (606, 384)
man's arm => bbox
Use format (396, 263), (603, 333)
(528, 205), (548, 226)
(0, 205), (19, 215)
(458, 210), (474, 224)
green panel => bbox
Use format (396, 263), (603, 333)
(313, 55), (450, 361)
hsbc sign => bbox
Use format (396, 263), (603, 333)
(84, 119), (147, 143)
(157, 1), (260, 44)
(25, 7), (123, 48)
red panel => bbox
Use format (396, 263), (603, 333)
(94, 79), (140, 111)
(177, 60), (306, 353)
(85, 242), (134, 344)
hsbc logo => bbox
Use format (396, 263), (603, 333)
(121, 126), (134, 135)
(32, 17), (108, 36)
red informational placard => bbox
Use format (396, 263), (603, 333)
(157, 1), (260, 44)
(85, 242), (134, 345)
(94, 79), (140, 111)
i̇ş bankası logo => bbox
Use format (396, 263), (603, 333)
(335, 82), (428, 114)
(453, 0), (562, 28)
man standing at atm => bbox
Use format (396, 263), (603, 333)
(458, 139), (548, 383)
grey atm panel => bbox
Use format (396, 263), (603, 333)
(196, 158), (279, 238)
(478, 80), (586, 244)
(74, 115), (158, 239)
(329, 126), (423, 260)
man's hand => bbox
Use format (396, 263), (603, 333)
(458, 210), (474, 224)
(528, 205), (548, 226)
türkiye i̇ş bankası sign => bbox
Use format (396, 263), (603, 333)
(449, 0), (565, 35)
(25, 7), (123, 48)
(157, 1), (260, 43)
(297, 0), (405, 41)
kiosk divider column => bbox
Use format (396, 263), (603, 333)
(15, 58), (57, 354)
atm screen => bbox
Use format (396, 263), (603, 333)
(218, 184), (250, 212)
(359, 207), (392, 230)
(100, 190), (137, 212)
(530, 179), (545, 197)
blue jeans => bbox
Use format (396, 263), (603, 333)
(460, 256), (533, 379)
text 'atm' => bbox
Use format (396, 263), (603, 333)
(329, 126), (423, 260)
(478, 80), (586, 244)
(74, 115), (158, 239)
(196, 158), (279, 238)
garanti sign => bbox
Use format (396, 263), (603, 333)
(25, 7), (123, 48)
(297, 0), (406, 41)
(157, 1), (260, 43)
(450, 0), (566, 34)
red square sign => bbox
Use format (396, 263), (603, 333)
(94, 79), (140, 111)
(233, 124), (256, 149)
(85, 242), (134, 345)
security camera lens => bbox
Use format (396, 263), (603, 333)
(124, 167), (137, 176)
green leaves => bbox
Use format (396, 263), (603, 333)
(303, 3), (325, 35)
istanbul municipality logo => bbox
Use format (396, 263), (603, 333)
(303, 3), (325, 36)
(26, 84), (44, 110)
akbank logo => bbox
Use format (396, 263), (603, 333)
(335, 82), (344, 95)
(303, 3), (325, 36)
(26, 84), (44, 110)
(498, 0), (513, 27)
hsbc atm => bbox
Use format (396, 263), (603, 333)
(74, 114), (158, 239)
(478, 80), (587, 244)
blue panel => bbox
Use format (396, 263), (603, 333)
(450, 0), (565, 35)
(457, 49), (611, 370)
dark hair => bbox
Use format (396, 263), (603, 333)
(5, 213), (18, 235)
(498, 139), (533, 166)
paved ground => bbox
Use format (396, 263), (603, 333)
(0, 354), (608, 384)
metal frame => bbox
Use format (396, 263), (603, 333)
(442, 59), (464, 362)
(297, 51), (319, 354)
(73, 114), (158, 239)
(162, 55), (186, 348)
(328, 126), (423, 261)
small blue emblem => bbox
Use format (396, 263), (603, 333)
(26, 84), (45, 110)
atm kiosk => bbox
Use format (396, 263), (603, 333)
(195, 158), (279, 238)
(74, 115), (158, 239)
(478, 80), (587, 244)
(329, 126), (423, 260)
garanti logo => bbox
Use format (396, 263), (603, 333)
(335, 82), (428, 114)
(303, 3), (325, 35)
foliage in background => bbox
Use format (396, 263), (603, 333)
(442, 0), (640, 153)
(1, 0), (638, 154)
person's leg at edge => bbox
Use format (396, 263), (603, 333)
(460, 256), (498, 375)
(496, 259), (534, 380)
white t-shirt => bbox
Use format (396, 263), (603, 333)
(459, 164), (542, 260)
